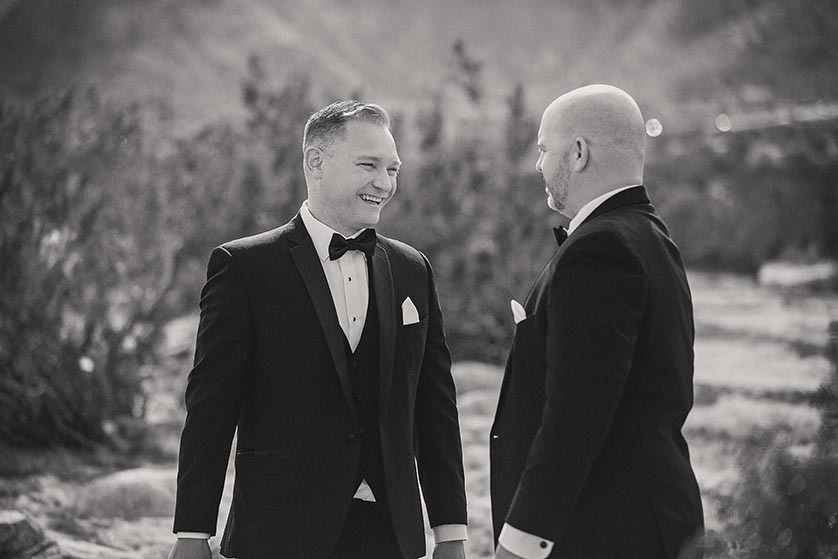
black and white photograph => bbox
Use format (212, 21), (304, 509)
(1, 1), (837, 558)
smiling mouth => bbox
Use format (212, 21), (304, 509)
(359, 194), (384, 205)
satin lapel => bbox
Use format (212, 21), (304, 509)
(289, 225), (359, 430)
(372, 242), (396, 427)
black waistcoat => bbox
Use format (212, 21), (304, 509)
(341, 263), (387, 507)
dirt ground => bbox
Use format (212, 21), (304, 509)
(2, 271), (836, 558)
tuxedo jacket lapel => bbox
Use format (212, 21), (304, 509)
(373, 242), (396, 427)
(288, 215), (359, 430)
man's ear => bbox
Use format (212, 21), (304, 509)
(304, 146), (324, 177)
(572, 137), (589, 172)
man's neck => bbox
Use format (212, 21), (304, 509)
(567, 184), (640, 235)
(306, 201), (354, 237)
(567, 175), (643, 217)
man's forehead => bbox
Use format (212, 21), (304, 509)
(536, 122), (557, 146)
(342, 123), (398, 156)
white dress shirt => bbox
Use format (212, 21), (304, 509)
(179, 201), (467, 543)
(497, 184), (641, 559)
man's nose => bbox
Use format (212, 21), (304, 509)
(372, 169), (392, 191)
(535, 153), (543, 173)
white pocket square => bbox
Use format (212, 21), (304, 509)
(402, 297), (420, 325)
(510, 299), (527, 324)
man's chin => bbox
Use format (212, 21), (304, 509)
(547, 197), (570, 217)
(357, 208), (382, 229)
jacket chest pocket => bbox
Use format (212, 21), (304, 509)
(510, 313), (547, 373)
(396, 317), (429, 376)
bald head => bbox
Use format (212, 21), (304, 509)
(542, 84), (646, 159)
(536, 85), (646, 216)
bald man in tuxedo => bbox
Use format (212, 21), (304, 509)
(490, 85), (704, 559)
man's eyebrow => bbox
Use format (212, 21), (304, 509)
(356, 154), (402, 167)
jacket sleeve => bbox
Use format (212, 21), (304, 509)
(413, 253), (469, 528)
(504, 230), (648, 542)
(173, 246), (255, 535)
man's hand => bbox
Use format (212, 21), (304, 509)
(167, 538), (212, 559)
(433, 540), (466, 559)
(494, 544), (525, 559)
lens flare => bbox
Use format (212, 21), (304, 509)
(645, 118), (662, 137)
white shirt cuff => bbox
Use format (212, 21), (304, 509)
(498, 523), (553, 559)
(432, 524), (468, 542)
(176, 532), (211, 539)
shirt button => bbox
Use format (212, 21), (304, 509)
(352, 316), (357, 322)
(540, 541), (548, 549)
(347, 276), (352, 282)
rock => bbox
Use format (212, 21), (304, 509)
(54, 537), (140, 559)
(0, 510), (62, 559)
(73, 468), (176, 521)
(0, 510), (44, 555)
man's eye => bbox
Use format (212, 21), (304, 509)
(359, 162), (375, 168)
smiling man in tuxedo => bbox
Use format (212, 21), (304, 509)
(490, 85), (704, 559)
(168, 100), (468, 559)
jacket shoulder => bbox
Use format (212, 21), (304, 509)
(378, 234), (428, 269)
(563, 220), (645, 276)
(218, 219), (298, 257)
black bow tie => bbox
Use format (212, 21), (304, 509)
(329, 229), (377, 261)
(553, 226), (568, 246)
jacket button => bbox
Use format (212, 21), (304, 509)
(359, 427), (366, 435)
(347, 434), (359, 444)
(355, 394), (363, 402)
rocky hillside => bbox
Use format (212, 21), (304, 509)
(3, 0), (832, 129)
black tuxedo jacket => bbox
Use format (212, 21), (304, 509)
(490, 187), (703, 558)
(173, 214), (467, 559)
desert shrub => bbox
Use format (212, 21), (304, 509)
(646, 121), (838, 273)
(0, 63), (329, 448)
(721, 443), (838, 559)
(0, 89), (177, 447)
(381, 85), (555, 362)
(719, 324), (838, 558)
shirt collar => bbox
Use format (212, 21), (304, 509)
(300, 201), (368, 262)
(567, 184), (640, 236)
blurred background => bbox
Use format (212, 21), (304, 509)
(1, 0), (837, 557)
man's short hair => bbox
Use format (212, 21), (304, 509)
(303, 100), (391, 151)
